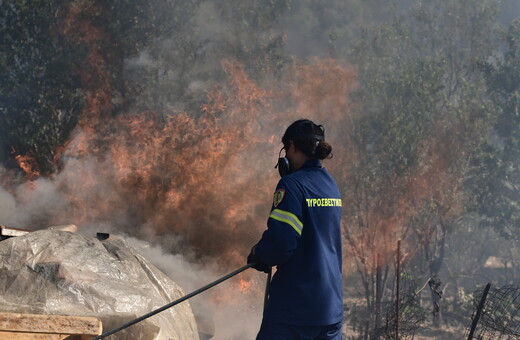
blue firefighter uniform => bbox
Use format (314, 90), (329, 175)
(253, 158), (343, 329)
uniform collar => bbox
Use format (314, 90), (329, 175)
(301, 159), (322, 169)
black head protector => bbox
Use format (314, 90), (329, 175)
(281, 119), (325, 148)
(276, 119), (325, 177)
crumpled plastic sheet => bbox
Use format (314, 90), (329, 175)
(0, 230), (199, 340)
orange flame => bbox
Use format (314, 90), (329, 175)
(14, 153), (41, 180)
(238, 278), (253, 293)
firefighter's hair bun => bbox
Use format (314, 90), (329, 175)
(315, 140), (333, 160)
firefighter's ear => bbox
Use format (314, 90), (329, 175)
(286, 141), (296, 154)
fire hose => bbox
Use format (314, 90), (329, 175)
(91, 262), (269, 339)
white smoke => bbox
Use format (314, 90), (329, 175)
(0, 184), (16, 224)
(123, 234), (265, 339)
(1, 146), (268, 339)
(0, 172), (71, 229)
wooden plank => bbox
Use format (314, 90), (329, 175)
(47, 225), (77, 233)
(0, 312), (102, 336)
(0, 226), (30, 237)
(0, 330), (70, 339)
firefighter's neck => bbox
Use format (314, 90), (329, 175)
(287, 143), (310, 171)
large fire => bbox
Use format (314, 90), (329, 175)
(1, 1), (359, 338)
(9, 48), (357, 266)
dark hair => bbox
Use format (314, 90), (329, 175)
(282, 119), (333, 160)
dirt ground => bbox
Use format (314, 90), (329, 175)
(414, 324), (466, 339)
(342, 296), (469, 339)
(343, 321), (466, 339)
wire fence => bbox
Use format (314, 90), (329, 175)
(465, 284), (520, 339)
(375, 273), (427, 340)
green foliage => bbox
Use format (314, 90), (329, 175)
(467, 19), (520, 238)
(0, 0), (190, 174)
(0, 0), (83, 174)
(0, 0), (292, 174)
(351, 0), (499, 179)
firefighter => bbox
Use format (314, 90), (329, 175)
(248, 119), (343, 340)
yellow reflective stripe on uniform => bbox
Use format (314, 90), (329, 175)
(269, 209), (303, 235)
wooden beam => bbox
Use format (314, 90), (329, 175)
(0, 312), (102, 336)
(0, 226), (30, 238)
(0, 330), (70, 339)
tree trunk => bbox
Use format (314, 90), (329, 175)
(429, 276), (442, 328)
(428, 223), (446, 328)
(374, 254), (382, 339)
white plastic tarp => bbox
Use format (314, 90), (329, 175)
(0, 230), (199, 340)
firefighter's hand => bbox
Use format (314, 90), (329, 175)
(247, 246), (271, 273)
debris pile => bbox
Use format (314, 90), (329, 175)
(0, 229), (199, 339)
